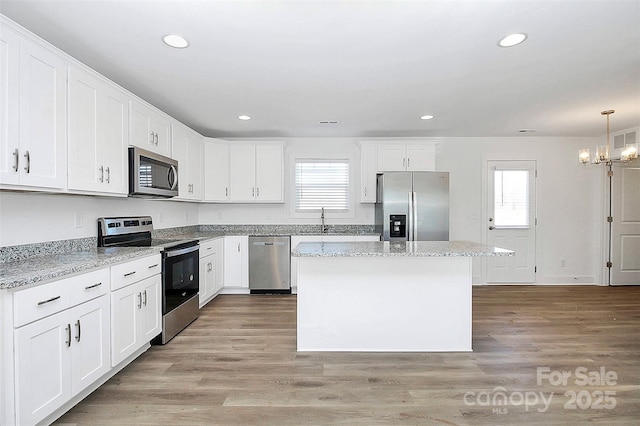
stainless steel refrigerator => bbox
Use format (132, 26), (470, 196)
(375, 172), (449, 241)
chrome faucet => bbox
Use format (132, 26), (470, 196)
(321, 207), (328, 233)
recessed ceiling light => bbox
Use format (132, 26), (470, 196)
(163, 34), (189, 49)
(238, 115), (251, 120)
(498, 33), (527, 47)
(420, 115), (434, 120)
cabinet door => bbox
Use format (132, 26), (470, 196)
(130, 100), (171, 157)
(229, 144), (256, 202)
(0, 27), (21, 185)
(199, 255), (215, 306)
(223, 236), (248, 287)
(139, 276), (161, 342)
(377, 144), (406, 172)
(360, 143), (378, 203)
(70, 295), (110, 394)
(14, 309), (72, 425)
(18, 37), (67, 189)
(68, 67), (100, 191)
(406, 144), (435, 171)
(204, 140), (230, 201)
(255, 144), (283, 202)
(173, 124), (203, 200)
(98, 82), (129, 194)
(110, 283), (139, 366)
(213, 239), (225, 293)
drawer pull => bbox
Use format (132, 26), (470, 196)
(37, 296), (61, 306)
(124, 271), (137, 277)
(85, 282), (102, 290)
(148, 264), (159, 269)
(207, 247), (212, 251)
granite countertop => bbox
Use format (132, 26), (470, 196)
(0, 247), (160, 290)
(291, 240), (514, 257)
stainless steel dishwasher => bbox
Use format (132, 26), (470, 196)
(248, 236), (291, 294)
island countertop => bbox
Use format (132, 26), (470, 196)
(291, 240), (514, 258)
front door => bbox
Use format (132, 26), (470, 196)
(486, 160), (537, 283)
(609, 163), (640, 285)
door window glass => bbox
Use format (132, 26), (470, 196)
(494, 170), (529, 227)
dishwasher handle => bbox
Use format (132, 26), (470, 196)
(252, 241), (286, 246)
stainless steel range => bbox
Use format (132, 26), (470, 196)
(98, 216), (199, 344)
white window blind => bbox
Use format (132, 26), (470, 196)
(493, 170), (530, 227)
(295, 160), (349, 211)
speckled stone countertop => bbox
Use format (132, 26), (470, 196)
(291, 240), (514, 257)
(0, 247), (160, 290)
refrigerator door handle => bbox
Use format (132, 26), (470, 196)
(407, 191), (413, 241)
(412, 191), (418, 241)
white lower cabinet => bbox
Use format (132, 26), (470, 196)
(110, 275), (161, 367)
(223, 236), (249, 289)
(13, 269), (110, 426)
(199, 238), (224, 307)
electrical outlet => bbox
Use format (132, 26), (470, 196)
(560, 259), (567, 268)
(74, 213), (83, 229)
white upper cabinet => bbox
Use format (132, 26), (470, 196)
(204, 138), (230, 202)
(172, 122), (203, 201)
(377, 143), (436, 172)
(68, 66), (129, 195)
(360, 142), (378, 203)
(130, 99), (171, 157)
(0, 26), (67, 189)
(229, 143), (283, 203)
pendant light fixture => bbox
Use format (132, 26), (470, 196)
(579, 110), (638, 165)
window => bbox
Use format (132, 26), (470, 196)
(295, 160), (349, 211)
(493, 170), (530, 227)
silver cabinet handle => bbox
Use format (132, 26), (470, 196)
(85, 282), (102, 290)
(124, 271), (136, 277)
(106, 166), (110, 183)
(364, 187), (367, 197)
(154, 132), (159, 145)
(65, 324), (71, 347)
(150, 131), (155, 144)
(403, 158), (406, 168)
(75, 319), (81, 342)
(207, 246), (212, 251)
(23, 150), (30, 173)
(143, 290), (147, 306)
(207, 261), (212, 272)
(148, 263), (159, 269)
(37, 296), (61, 306)
(12, 149), (19, 172)
(407, 158), (410, 169)
(138, 292), (142, 309)
(225, 187), (228, 197)
(252, 187), (255, 197)
(99, 165), (104, 182)
(256, 187), (259, 197)
(237, 243), (241, 252)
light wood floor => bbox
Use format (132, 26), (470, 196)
(55, 286), (640, 425)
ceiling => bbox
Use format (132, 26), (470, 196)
(2, 0), (639, 139)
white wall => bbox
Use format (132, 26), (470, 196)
(0, 192), (199, 245)
(0, 135), (605, 284)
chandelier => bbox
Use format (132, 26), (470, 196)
(579, 110), (638, 164)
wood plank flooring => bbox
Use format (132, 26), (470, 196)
(55, 286), (640, 425)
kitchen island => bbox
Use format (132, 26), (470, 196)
(292, 240), (513, 352)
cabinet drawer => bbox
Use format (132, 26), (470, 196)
(68, 268), (110, 306)
(199, 238), (221, 258)
(13, 268), (110, 328)
(13, 279), (71, 328)
(111, 254), (161, 291)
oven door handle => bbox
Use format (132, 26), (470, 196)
(165, 245), (199, 258)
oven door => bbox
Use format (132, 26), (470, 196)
(162, 243), (199, 314)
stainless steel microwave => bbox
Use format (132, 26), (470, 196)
(128, 146), (178, 198)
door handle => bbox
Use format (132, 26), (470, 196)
(489, 226), (495, 230)
(12, 149), (19, 172)
(23, 150), (30, 173)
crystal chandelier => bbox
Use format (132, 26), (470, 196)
(579, 110), (638, 164)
